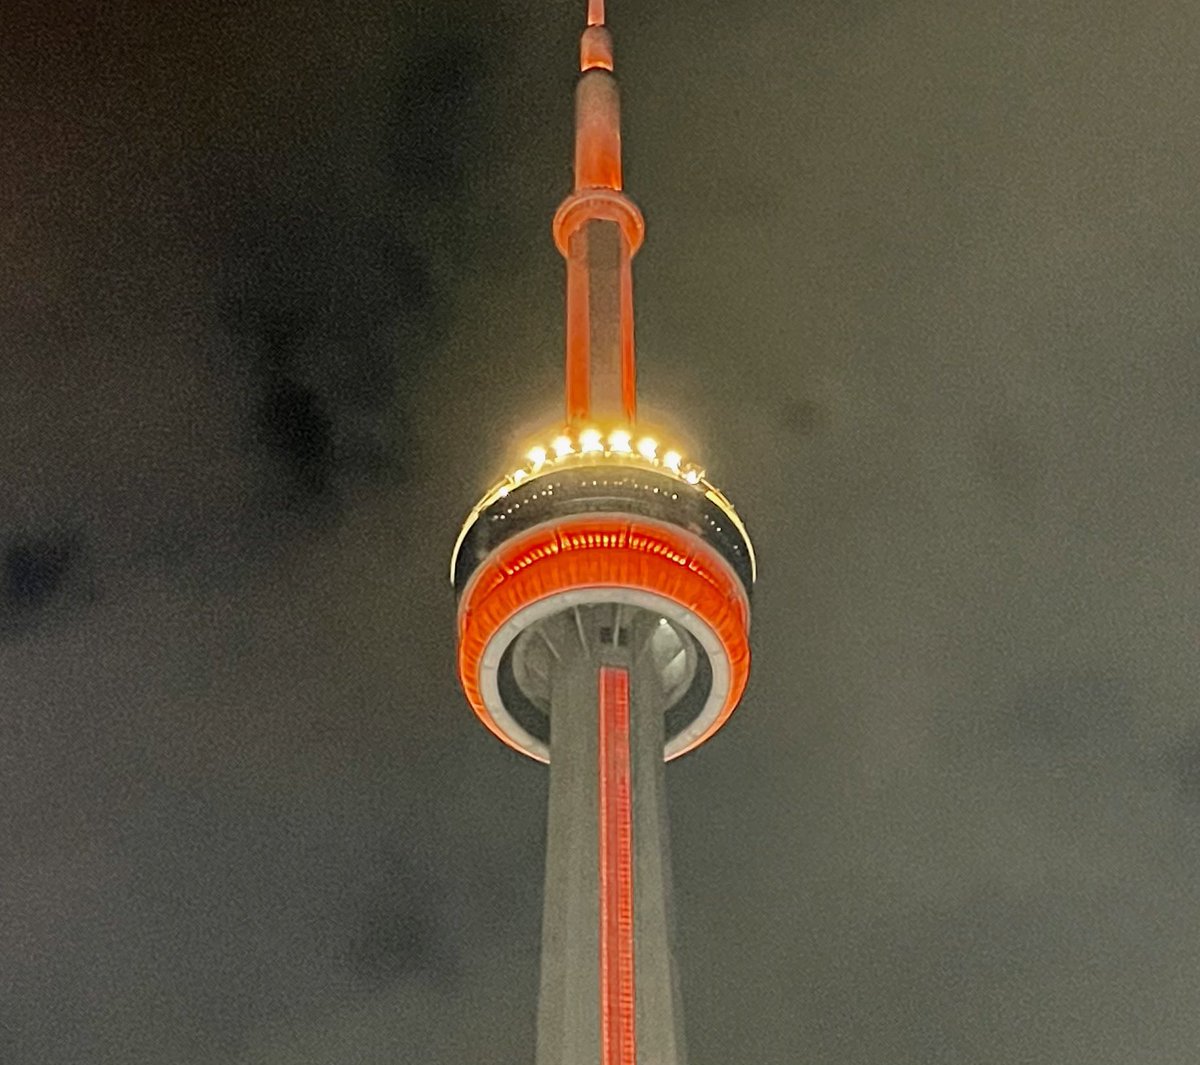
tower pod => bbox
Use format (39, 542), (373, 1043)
(454, 462), (752, 761)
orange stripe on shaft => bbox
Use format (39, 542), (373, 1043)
(599, 665), (636, 1065)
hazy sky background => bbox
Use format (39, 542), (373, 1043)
(4, 1), (1200, 1062)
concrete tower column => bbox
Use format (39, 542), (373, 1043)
(534, 609), (687, 1065)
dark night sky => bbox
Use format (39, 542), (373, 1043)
(5, 0), (1200, 1062)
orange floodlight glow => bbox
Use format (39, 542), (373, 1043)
(581, 26), (614, 72)
(457, 515), (751, 762)
(555, 0), (644, 428)
(599, 665), (636, 1065)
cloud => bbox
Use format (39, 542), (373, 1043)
(0, 528), (94, 639)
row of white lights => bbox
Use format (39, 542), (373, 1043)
(452, 425), (757, 585)
(497, 427), (705, 498)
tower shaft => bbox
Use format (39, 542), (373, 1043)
(535, 611), (686, 1065)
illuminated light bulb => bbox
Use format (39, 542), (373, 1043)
(684, 467), (701, 485)
(512, 469), (528, 484)
(608, 429), (632, 453)
(580, 428), (603, 453)
(497, 486), (510, 498)
(663, 450), (682, 473)
(636, 436), (658, 461)
(527, 445), (547, 469)
(553, 435), (574, 458)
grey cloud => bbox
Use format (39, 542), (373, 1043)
(0, 529), (94, 638)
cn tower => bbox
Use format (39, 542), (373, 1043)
(450, 3), (755, 1062)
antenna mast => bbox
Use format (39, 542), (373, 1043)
(553, 0), (645, 425)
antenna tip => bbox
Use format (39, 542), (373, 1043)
(588, 0), (605, 27)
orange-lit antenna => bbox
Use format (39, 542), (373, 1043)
(553, 0), (645, 426)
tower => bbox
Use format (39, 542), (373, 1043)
(450, 3), (754, 1062)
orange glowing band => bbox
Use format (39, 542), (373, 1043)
(554, 189), (645, 258)
(456, 515), (751, 762)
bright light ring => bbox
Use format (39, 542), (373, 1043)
(457, 514), (751, 763)
(448, 427), (757, 586)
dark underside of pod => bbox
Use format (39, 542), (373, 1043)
(496, 607), (715, 749)
(452, 464), (753, 597)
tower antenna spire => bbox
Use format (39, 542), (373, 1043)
(554, 0), (644, 424)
